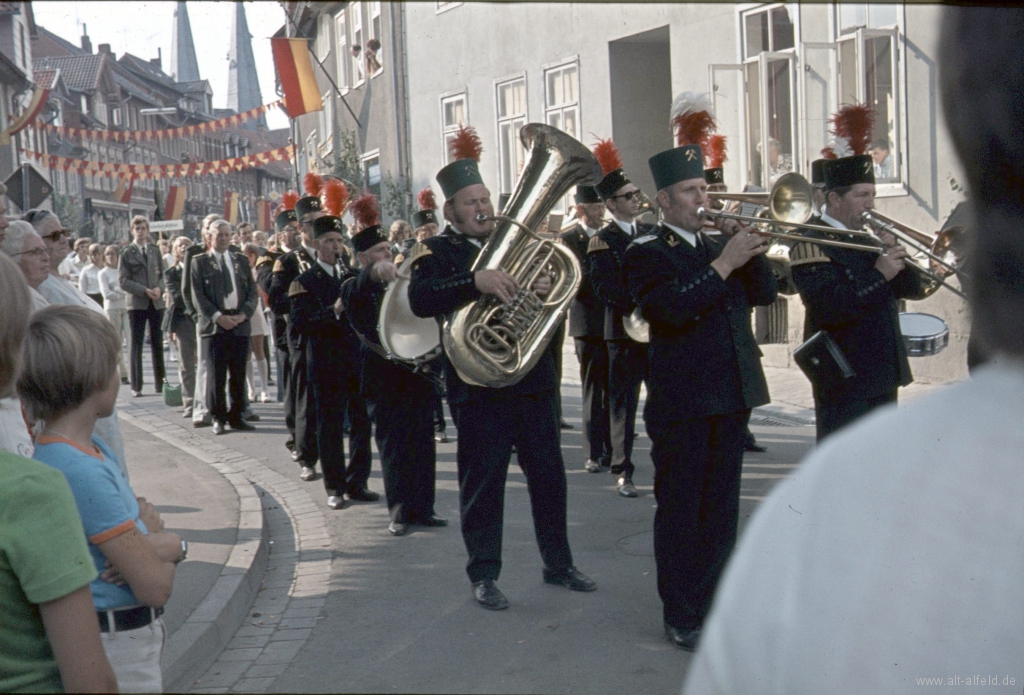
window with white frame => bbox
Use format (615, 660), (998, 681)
(835, 3), (902, 184)
(367, 1), (383, 77)
(740, 3), (798, 190)
(319, 95), (333, 152)
(362, 151), (381, 198)
(495, 76), (527, 196)
(545, 61), (580, 212)
(315, 13), (331, 61)
(335, 11), (350, 92)
(440, 92), (467, 164)
(350, 3), (365, 87)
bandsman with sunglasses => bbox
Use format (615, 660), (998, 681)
(586, 141), (654, 498)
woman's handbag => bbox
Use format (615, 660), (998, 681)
(162, 380), (183, 407)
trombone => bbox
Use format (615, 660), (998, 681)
(697, 172), (968, 299)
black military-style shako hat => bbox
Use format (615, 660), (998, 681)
(591, 139), (631, 201)
(437, 126), (485, 199)
(311, 215), (346, 240)
(296, 172), (324, 220)
(274, 209), (297, 232)
(352, 225), (388, 253)
(411, 209), (437, 229)
(704, 168), (724, 185)
(810, 158), (826, 186)
(649, 145), (705, 192)
(574, 185), (602, 205)
(820, 104), (876, 191)
(411, 187), (438, 229)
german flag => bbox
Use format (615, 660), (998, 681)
(164, 185), (186, 220)
(224, 190), (239, 225)
(271, 38), (322, 118)
(111, 176), (134, 204)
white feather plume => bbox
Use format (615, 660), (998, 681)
(670, 91), (715, 125)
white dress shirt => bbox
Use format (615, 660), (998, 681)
(301, 242), (318, 260)
(613, 218), (637, 237)
(317, 258), (340, 278)
(820, 210), (849, 231)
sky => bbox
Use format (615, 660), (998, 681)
(33, 1), (290, 130)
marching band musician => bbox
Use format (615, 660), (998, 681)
(263, 197), (300, 420)
(789, 105), (924, 442)
(407, 187), (449, 443)
(559, 185), (613, 475)
(269, 174), (324, 481)
(624, 141), (777, 651)
(287, 192), (376, 511)
(342, 194), (446, 537)
(408, 125), (596, 611)
(586, 139), (652, 498)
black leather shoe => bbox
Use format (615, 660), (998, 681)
(299, 466), (318, 482)
(617, 477), (639, 498)
(212, 421), (225, 435)
(543, 566), (597, 592)
(559, 419), (573, 430)
(435, 431), (449, 443)
(121, 377), (130, 385)
(327, 495), (345, 510)
(388, 521), (408, 536)
(291, 450), (301, 462)
(348, 488), (380, 502)
(418, 514), (448, 527)
(584, 459), (602, 473)
(664, 623), (701, 651)
(609, 463), (625, 475)
(744, 440), (767, 452)
(242, 411), (260, 422)
(285, 438), (295, 452)
(131, 390), (142, 398)
(472, 580), (509, 610)
(229, 420), (256, 432)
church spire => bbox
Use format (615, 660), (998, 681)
(228, 2), (266, 130)
(170, 1), (201, 83)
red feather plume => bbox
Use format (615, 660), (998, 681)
(830, 104), (874, 156)
(449, 125), (483, 162)
(417, 187), (437, 211)
(321, 178), (350, 217)
(592, 138), (623, 176)
(281, 190), (299, 211)
(820, 146), (838, 160)
(350, 192), (380, 229)
(303, 172), (323, 196)
(673, 111), (716, 148)
(705, 134), (728, 169)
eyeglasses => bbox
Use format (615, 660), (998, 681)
(609, 190), (642, 202)
(12, 247), (48, 259)
(40, 230), (71, 241)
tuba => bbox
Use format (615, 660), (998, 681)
(378, 243), (444, 368)
(444, 123), (603, 388)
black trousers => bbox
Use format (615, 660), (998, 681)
(649, 410), (749, 630)
(815, 390), (897, 442)
(574, 337), (611, 465)
(432, 393), (447, 434)
(289, 336), (318, 465)
(451, 390), (573, 583)
(128, 306), (165, 392)
(368, 396), (437, 523)
(204, 331), (249, 425)
(277, 341), (293, 431)
(312, 373), (372, 496)
(606, 338), (648, 478)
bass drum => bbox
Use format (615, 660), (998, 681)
(379, 244), (443, 365)
(899, 312), (949, 357)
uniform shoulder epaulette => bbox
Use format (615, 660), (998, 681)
(587, 236), (609, 253)
(287, 280), (307, 297)
(272, 259), (286, 272)
(789, 241), (831, 266)
(632, 235), (658, 245)
(254, 255), (274, 269)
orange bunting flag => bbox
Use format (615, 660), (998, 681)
(271, 38), (322, 118)
(164, 185), (186, 220)
(224, 191), (240, 224)
(111, 177), (135, 204)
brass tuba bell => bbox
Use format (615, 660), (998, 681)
(444, 123), (602, 388)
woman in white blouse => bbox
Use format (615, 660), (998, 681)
(98, 245), (129, 384)
(78, 243), (105, 307)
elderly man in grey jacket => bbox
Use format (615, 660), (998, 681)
(119, 215), (166, 397)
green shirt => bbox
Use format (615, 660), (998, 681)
(0, 451), (97, 693)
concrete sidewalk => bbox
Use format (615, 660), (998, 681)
(115, 399), (269, 691)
